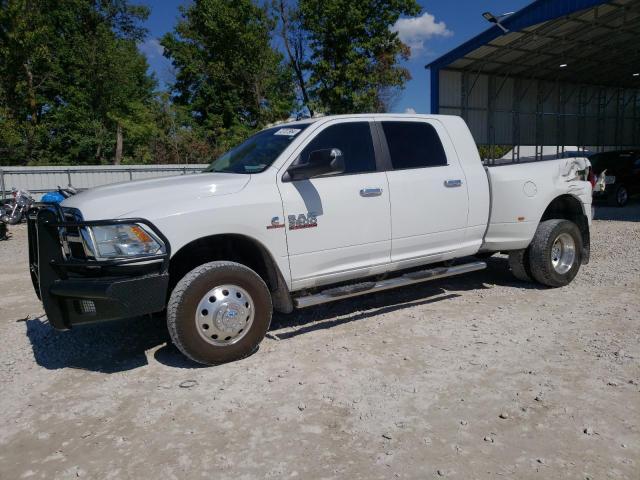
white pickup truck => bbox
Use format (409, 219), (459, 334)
(28, 114), (593, 365)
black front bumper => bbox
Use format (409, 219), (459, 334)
(27, 206), (170, 330)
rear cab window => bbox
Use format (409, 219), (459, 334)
(380, 121), (447, 170)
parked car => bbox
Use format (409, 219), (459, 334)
(27, 114), (593, 365)
(589, 150), (640, 207)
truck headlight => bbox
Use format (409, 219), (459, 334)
(87, 224), (165, 259)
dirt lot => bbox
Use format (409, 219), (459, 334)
(0, 202), (639, 479)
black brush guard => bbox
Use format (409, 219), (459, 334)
(27, 204), (171, 330)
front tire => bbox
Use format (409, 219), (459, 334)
(167, 261), (272, 365)
(6, 211), (22, 225)
(528, 219), (582, 287)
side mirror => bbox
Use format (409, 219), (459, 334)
(286, 148), (345, 180)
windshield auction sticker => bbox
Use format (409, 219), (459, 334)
(274, 128), (301, 136)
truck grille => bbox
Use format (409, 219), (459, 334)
(61, 208), (89, 261)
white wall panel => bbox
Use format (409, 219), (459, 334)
(439, 70), (462, 108)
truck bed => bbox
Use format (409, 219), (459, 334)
(483, 157), (592, 251)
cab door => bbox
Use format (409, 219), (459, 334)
(277, 119), (391, 290)
(377, 119), (470, 267)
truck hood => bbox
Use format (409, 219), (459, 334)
(62, 173), (251, 219)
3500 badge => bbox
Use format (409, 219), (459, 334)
(288, 212), (317, 230)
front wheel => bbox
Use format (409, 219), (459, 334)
(528, 219), (582, 287)
(4, 208), (23, 225)
(167, 261), (273, 365)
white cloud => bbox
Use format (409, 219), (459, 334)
(139, 38), (165, 59)
(404, 107), (417, 114)
(391, 12), (453, 55)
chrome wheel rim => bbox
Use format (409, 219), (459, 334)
(550, 233), (576, 275)
(617, 187), (628, 205)
(195, 284), (254, 346)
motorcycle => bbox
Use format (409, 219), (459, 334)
(1, 185), (77, 226)
(1, 188), (34, 225)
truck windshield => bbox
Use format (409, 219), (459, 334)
(204, 124), (310, 174)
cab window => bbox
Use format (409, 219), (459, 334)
(381, 121), (447, 170)
(298, 122), (376, 175)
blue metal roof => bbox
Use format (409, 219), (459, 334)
(425, 0), (610, 71)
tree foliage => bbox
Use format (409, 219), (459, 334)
(0, 0), (156, 165)
(298, 0), (420, 114)
(273, 0), (312, 116)
(0, 0), (424, 166)
(148, 92), (217, 165)
(161, 0), (296, 156)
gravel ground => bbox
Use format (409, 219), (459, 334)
(0, 201), (639, 479)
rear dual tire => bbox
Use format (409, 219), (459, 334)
(508, 248), (533, 282)
(509, 219), (582, 287)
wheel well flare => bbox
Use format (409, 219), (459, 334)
(540, 195), (590, 264)
(167, 234), (293, 313)
(169, 235), (277, 291)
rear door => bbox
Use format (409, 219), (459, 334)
(377, 119), (469, 266)
(278, 119), (391, 289)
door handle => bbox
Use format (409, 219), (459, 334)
(444, 179), (463, 188)
(360, 187), (383, 197)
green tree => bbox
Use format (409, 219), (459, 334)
(149, 92), (218, 165)
(299, 0), (420, 114)
(161, 0), (295, 153)
(0, 0), (156, 165)
(0, 0), (55, 164)
(45, 0), (154, 165)
(273, 0), (313, 115)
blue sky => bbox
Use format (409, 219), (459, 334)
(138, 0), (532, 113)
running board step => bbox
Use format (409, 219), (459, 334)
(293, 261), (487, 309)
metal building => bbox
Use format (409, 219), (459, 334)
(425, 0), (640, 161)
